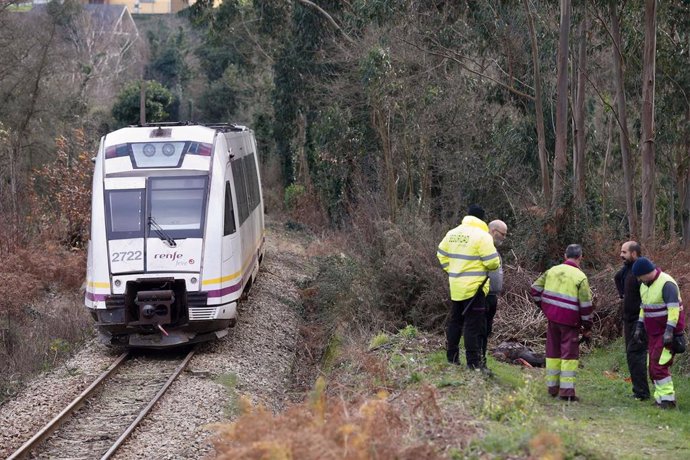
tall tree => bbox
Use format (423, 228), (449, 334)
(523, 0), (551, 205)
(552, 0), (572, 208)
(640, 0), (657, 241)
(572, 11), (587, 205)
(609, 2), (638, 237)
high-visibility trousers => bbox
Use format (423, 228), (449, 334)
(545, 321), (580, 398)
(648, 332), (675, 404)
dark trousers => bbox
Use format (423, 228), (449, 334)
(483, 294), (498, 361)
(623, 317), (650, 398)
(446, 291), (487, 368)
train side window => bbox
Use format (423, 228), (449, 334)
(224, 181), (236, 235)
(247, 154), (260, 211)
(231, 158), (249, 225)
(243, 156), (253, 212)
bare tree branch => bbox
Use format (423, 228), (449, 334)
(295, 0), (355, 45)
(403, 36), (535, 102)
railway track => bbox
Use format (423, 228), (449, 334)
(8, 348), (195, 460)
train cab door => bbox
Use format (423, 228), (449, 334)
(105, 178), (146, 275)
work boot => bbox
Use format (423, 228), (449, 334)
(656, 400), (676, 410)
(629, 393), (650, 401)
(479, 366), (494, 378)
(447, 349), (460, 365)
(559, 395), (580, 402)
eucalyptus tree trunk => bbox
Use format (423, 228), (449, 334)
(551, 0), (571, 209)
(680, 107), (690, 250)
(295, 111), (312, 192)
(610, 3), (638, 237)
(371, 106), (396, 220)
(669, 168), (676, 239)
(640, 0), (657, 242)
(523, 0), (551, 204)
(573, 14), (587, 205)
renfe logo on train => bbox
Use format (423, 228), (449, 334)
(153, 252), (184, 260)
(84, 123), (265, 348)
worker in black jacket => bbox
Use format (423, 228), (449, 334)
(614, 241), (650, 400)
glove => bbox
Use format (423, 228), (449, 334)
(663, 325), (675, 347)
(673, 334), (687, 354)
(632, 322), (644, 344)
(579, 329), (592, 345)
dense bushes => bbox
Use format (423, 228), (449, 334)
(0, 128), (94, 401)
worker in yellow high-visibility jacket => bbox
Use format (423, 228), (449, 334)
(437, 204), (500, 370)
(530, 244), (593, 402)
(631, 257), (687, 409)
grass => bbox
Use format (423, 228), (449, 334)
(215, 372), (241, 418)
(209, 325), (690, 458)
(367, 331), (690, 459)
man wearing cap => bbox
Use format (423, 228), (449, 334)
(614, 241), (650, 401)
(437, 204), (501, 370)
(631, 257), (686, 409)
(530, 244), (593, 402)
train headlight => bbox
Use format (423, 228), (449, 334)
(162, 143), (176, 157)
(143, 143), (156, 157)
(190, 277), (197, 285)
(114, 279), (122, 287)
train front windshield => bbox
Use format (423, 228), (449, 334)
(106, 176), (209, 240)
(149, 177), (208, 238)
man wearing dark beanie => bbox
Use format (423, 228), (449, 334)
(467, 204), (486, 221)
(437, 204), (499, 371)
(631, 257), (686, 409)
(614, 241), (650, 401)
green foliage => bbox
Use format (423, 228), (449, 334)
(47, 338), (70, 366)
(407, 370), (423, 384)
(360, 46), (393, 94)
(309, 104), (368, 224)
(322, 333), (342, 371)
(299, 253), (379, 335)
(146, 22), (191, 121)
(215, 372), (241, 417)
(284, 183), (305, 211)
(346, 0), (401, 28)
(398, 324), (418, 339)
(111, 80), (174, 127)
(368, 332), (390, 349)
(481, 375), (539, 424)
(354, 212), (447, 329)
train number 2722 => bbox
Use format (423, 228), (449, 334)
(112, 251), (143, 262)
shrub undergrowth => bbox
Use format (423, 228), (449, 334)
(211, 376), (434, 459)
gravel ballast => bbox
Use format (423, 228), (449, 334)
(0, 222), (312, 459)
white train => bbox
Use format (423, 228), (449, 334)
(85, 123), (265, 348)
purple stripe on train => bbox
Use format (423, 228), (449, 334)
(206, 280), (243, 298)
(207, 254), (258, 298)
(86, 291), (107, 302)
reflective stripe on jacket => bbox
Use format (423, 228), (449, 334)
(530, 261), (593, 328)
(639, 270), (685, 335)
(437, 215), (500, 301)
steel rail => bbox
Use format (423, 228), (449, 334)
(7, 351), (130, 460)
(100, 348), (196, 460)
